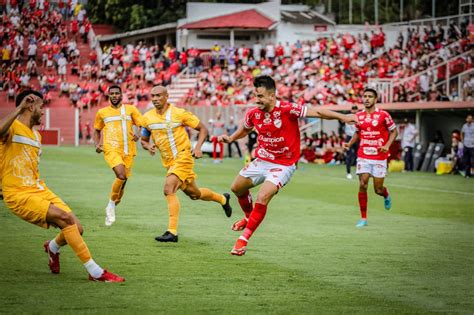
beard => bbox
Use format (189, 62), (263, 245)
(31, 114), (41, 126)
(110, 97), (122, 106)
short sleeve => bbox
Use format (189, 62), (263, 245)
(131, 106), (144, 127)
(244, 110), (254, 129)
(384, 112), (396, 131)
(94, 111), (104, 130)
(181, 110), (200, 129)
(288, 103), (307, 120)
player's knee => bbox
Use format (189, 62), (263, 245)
(163, 186), (174, 196)
(188, 193), (200, 200)
(116, 173), (127, 181)
(60, 212), (76, 226)
(359, 182), (368, 191)
(374, 187), (384, 195)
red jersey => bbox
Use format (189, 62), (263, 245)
(356, 108), (396, 160)
(244, 100), (307, 166)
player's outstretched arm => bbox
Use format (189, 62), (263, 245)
(306, 107), (357, 124)
(0, 95), (38, 139)
(219, 123), (251, 143)
(191, 122), (208, 159)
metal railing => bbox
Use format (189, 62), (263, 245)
(369, 49), (473, 102)
(385, 13), (473, 27)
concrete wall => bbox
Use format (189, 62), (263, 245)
(419, 110), (470, 152)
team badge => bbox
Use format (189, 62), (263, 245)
(372, 120), (378, 127)
(274, 119), (282, 128)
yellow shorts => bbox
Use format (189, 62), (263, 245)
(166, 154), (196, 190)
(104, 151), (135, 178)
(3, 188), (71, 228)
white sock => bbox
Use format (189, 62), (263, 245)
(107, 200), (115, 209)
(48, 239), (61, 254)
(84, 259), (104, 279)
(239, 236), (248, 242)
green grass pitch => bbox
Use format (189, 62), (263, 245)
(0, 146), (473, 313)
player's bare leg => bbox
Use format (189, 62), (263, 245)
(105, 164), (127, 226)
(373, 177), (391, 210)
(182, 180), (232, 217)
(46, 205), (124, 282)
(155, 174), (181, 242)
(230, 175), (254, 231)
(356, 173), (370, 228)
(231, 180), (278, 256)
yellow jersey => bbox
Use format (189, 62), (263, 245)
(94, 104), (144, 156)
(1, 120), (46, 193)
(143, 105), (200, 168)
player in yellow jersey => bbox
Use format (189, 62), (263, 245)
(0, 90), (124, 282)
(141, 85), (232, 242)
(93, 85), (144, 226)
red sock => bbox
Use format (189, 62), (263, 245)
(383, 187), (389, 198)
(358, 192), (368, 219)
(242, 203), (267, 241)
(237, 191), (253, 218)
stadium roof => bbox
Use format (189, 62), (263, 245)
(180, 9), (277, 30)
(280, 10), (336, 25)
(96, 23), (177, 42)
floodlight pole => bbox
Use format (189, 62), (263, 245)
(349, 0), (353, 24)
(400, 0), (403, 22)
(375, 0), (379, 24)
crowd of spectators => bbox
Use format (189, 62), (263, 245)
(1, 2), (471, 111)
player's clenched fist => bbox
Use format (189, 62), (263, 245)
(218, 135), (231, 143)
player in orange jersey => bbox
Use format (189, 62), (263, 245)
(0, 90), (124, 282)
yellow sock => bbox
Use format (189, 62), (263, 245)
(55, 231), (67, 246)
(62, 224), (91, 263)
(199, 188), (226, 205)
(116, 179), (128, 204)
(109, 178), (126, 204)
(166, 194), (180, 235)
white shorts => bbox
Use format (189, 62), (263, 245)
(356, 158), (387, 178)
(239, 158), (296, 189)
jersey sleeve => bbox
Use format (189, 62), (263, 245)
(384, 112), (396, 131)
(288, 103), (307, 121)
(93, 111), (104, 130)
(131, 106), (144, 127)
(181, 110), (200, 129)
(244, 110), (254, 129)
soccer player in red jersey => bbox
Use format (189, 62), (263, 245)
(344, 88), (398, 228)
(219, 76), (357, 256)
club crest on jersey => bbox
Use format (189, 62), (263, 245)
(372, 120), (378, 127)
(255, 113), (261, 119)
(274, 119), (282, 128)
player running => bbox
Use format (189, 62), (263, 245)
(344, 88), (397, 228)
(141, 85), (232, 243)
(0, 90), (124, 282)
(219, 75), (357, 256)
(93, 85), (144, 226)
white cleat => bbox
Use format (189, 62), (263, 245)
(105, 206), (116, 226)
(346, 173), (353, 180)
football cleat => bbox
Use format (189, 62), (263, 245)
(88, 269), (125, 283)
(230, 239), (248, 256)
(231, 217), (248, 231)
(356, 219), (368, 228)
(222, 193), (232, 218)
(155, 231), (178, 243)
(105, 206), (116, 226)
(43, 241), (60, 274)
(384, 194), (392, 210)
